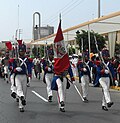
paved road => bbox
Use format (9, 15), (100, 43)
(0, 77), (120, 123)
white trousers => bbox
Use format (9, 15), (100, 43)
(4, 66), (8, 74)
(4, 66), (9, 82)
(81, 75), (89, 98)
(99, 77), (111, 106)
(56, 78), (64, 104)
(15, 75), (27, 108)
(45, 73), (54, 97)
(10, 74), (17, 93)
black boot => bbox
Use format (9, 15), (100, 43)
(60, 101), (65, 112)
(83, 97), (89, 103)
(60, 107), (65, 112)
(102, 106), (108, 111)
(60, 101), (65, 107)
(107, 102), (114, 108)
(11, 92), (16, 99)
(20, 96), (26, 106)
(20, 107), (24, 112)
(48, 96), (52, 102)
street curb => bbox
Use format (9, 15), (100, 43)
(111, 86), (120, 91)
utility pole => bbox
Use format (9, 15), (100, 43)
(18, 5), (19, 30)
(19, 29), (22, 40)
(98, 0), (100, 18)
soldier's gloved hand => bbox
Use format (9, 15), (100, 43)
(16, 67), (22, 72)
(48, 67), (52, 71)
(105, 69), (109, 74)
(72, 81), (75, 84)
(83, 68), (87, 72)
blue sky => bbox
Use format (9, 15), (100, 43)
(0, 0), (120, 41)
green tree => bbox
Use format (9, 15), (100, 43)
(32, 46), (37, 57)
(115, 43), (120, 56)
(68, 46), (75, 55)
(75, 30), (106, 53)
(39, 45), (44, 58)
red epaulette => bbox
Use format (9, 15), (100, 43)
(112, 61), (115, 65)
(95, 60), (101, 66)
(9, 58), (14, 63)
(28, 58), (33, 62)
(77, 60), (82, 65)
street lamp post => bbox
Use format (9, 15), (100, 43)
(98, 0), (101, 18)
(88, 25), (91, 59)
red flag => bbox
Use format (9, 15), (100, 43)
(54, 20), (70, 75)
(17, 40), (22, 45)
(5, 42), (12, 50)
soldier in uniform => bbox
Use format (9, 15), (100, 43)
(51, 65), (75, 112)
(71, 54), (79, 77)
(77, 51), (94, 102)
(96, 48), (115, 111)
(8, 44), (33, 112)
(33, 56), (40, 78)
(42, 48), (54, 102)
(1, 50), (10, 83)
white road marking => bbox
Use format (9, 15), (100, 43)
(32, 90), (48, 102)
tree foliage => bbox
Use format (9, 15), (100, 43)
(115, 43), (120, 55)
(75, 30), (106, 53)
(39, 45), (45, 58)
(32, 46), (37, 57)
(68, 46), (75, 55)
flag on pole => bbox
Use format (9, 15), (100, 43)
(54, 19), (70, 75)
(17, 40), (22, 45)
(5, 41), (12, 50)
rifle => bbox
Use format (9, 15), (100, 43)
(81, 38), (89, 68)
(94, 35), (114, 85)
(81, 38), (91, 76)
(66, 77), (84, 101)
(44, 41), (50, 65)
(15, 43), (20, 66)
(13, 43), (20, 86)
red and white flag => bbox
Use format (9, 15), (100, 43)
(54, 19), (70, 75)
(17, 40), (22, 45)
(5, 41), (12, 50)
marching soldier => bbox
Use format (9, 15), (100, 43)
(71, 54), (79, 77)
(42, 48), (54, 102)
(1, 50), (10, 83)
(77, 51), (94, 102)
(51, 65), (75, 112)
(33, 56), (40, 78)
(8, 44), (33, 112)
(35, 57), (42, 80)
(96, 48), (115, 111)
